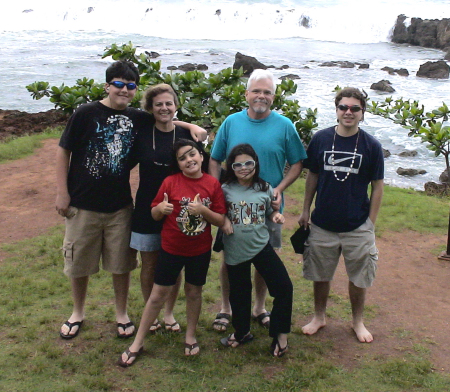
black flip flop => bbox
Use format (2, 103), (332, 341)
(60, 320), (83, 339)
(117, 321), (135, 338)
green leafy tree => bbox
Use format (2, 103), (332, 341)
(367, 98), (450, 179)
(26, 41), (317, 146)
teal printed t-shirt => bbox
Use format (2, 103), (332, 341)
(222, 182), (274, 266)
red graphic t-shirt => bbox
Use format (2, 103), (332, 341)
(151, 172), (226, 256)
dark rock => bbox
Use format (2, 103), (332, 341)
(178, 63), (197, 72)
(383, 148), (391, 158)
(170, 63), (209, 72)
(319, 61), (355, 68)
(279, 74), (301, 80)
(145, 51), (160, 58)
(358, 63), (370, 69)
(397, 167), (427, 176)
(0, 109), (68, 141)
(300, 15), (311, 28)
(398, 150), (418, 157)
(439, 168), (450, 183)
(233, 52), (268, 76)
(417, 60), (450, 79)
(445, 50), (450, 61)
(425, 181), (450, 196)
(392, 15), (450, 50)
(370, 80), (395, 92)
(382, 66), (396, 74)
(381, 66), (409, 76)
(87, 7), (94, 13)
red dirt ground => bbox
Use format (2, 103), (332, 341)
(1, 138), (449, 372)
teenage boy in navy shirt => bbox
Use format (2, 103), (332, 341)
(298, 87), (384, 343)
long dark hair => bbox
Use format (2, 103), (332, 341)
(223, 143), (268, 192)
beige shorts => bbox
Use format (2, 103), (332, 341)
(303, 218), (378, 288)
(62, 204), (137, 278)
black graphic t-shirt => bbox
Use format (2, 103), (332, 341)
(59, 101), (149, 213)
(130, 124), (195, 234)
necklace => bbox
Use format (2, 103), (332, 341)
(152, 125), (176, 167)
(331, 128), (360, 182)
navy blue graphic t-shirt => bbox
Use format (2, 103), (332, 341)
(303, 126), (384, 232)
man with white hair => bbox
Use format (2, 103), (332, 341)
(209, 69), (307, 332)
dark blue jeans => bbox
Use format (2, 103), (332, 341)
(226, 243), (293, 340)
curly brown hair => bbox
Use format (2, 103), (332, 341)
(334, 87), (368, 112)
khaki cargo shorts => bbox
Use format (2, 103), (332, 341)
(62, 204), (137, 278)
(303, 218), (378, 288)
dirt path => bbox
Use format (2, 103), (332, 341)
(1, 138), (449, 372)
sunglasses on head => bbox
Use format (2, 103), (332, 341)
(231, 160), (256, 171)
(337, 104), (362, 113)
(109, 81), (137, 90)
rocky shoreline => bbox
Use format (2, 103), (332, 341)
(0, 109), (68, 141)
(392, 15), (450, 60)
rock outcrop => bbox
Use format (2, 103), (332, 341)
(417, 61), (450, 79)
(381, 66), (409, 76)
(0, 109), (68, 141)
(397, 167), (427, 176)
(233, 53), (267, 76)
(392, 15), (450, 51)
(370, 80), (395, 93)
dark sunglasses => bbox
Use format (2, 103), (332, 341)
(337, 104), (362, 113)
(231, 160), (256, 171)
(109, 81), (137, 90)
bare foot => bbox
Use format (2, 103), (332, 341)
(302, 316), (326, 335)
(352, 322), (373, 343)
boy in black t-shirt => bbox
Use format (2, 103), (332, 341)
(56, 61), (144, 339)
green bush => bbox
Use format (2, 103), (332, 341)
(367, 98), (450, 177)
(26, 41), (317, 145)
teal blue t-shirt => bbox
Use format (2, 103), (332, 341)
(222, 182), (274, 266)
(210, 109), (307, 188)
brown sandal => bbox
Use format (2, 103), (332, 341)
(184, 342), (200, 356)
(117, 347), (143, 368)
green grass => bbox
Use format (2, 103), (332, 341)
(2, 227), (450, 391)
(2, 182), (450, 391)
(286, 179), (450, 236)
(0, 126), (63, 163)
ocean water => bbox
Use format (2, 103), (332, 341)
(1, 0), (449, 189)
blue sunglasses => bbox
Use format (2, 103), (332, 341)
(109, 81), (137, 90)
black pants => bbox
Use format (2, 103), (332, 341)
(226, 243), (293, 340)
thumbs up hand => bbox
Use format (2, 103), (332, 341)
(159, 193), (174, 215)
(188, 193), (203, 215)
